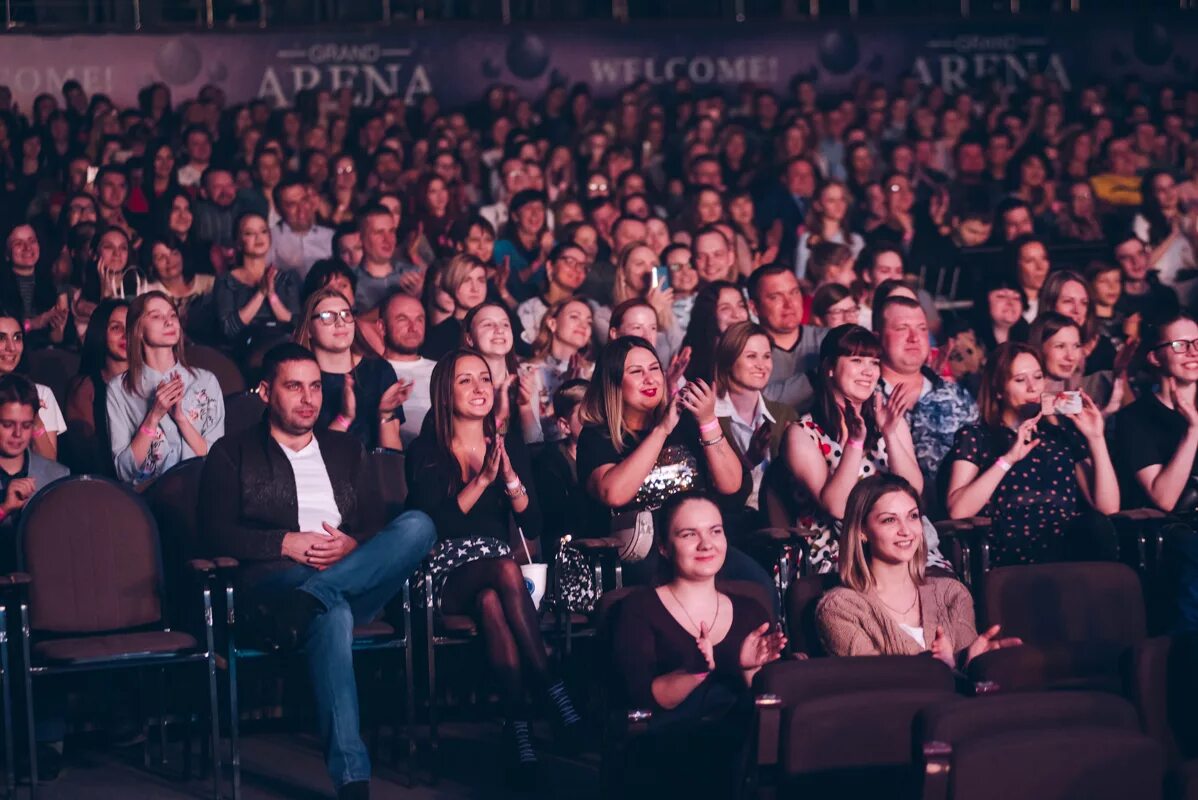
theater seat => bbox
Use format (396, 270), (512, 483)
(969, 561), (1146, 692)
(754, 656), (957, 797)
(919, 692), (1161, 800)
(33, 630), (199, 664)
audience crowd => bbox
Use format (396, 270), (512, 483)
(2, 64), (1198, 797)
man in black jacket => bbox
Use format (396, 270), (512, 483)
(200, 343), (435, 800)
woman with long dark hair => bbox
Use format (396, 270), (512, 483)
(1134, 169), (1198, 299)
(681, 281), (750, 383)
(64, 298), (129, 474)
(1, 224), (67, 348)
(405, 348), (581, 781)
(782, 325), (944, 574)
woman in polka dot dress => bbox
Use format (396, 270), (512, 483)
(783, 325), (950, 574)
(945, 342), (1119, 566)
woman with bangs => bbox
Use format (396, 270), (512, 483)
(946, 342), (1119, 566)
(816, 475), (1021, 665)
(1029, 312), (1127, 416)
(782, 325), (931, 574)
(420, 252), (491, 361)
(294, 287), (407, 451)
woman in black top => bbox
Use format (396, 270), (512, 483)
(577, 337), (778, 599)
(946, 342), (1119, 565)
(405, 348), (580, 779)
(294, 287), (406, 452)
(612, 493), (784, 798)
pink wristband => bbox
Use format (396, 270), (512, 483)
(33, 427), (45, 438)
(698, 419), (720, 434)
(846, 439), (865, 450)
(0, 507), (7, 523)
(334, 415), (351, 429)
(140, 424), (158, 438)
(996, 457), (1013, 473)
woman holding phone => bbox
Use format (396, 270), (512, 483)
(945, 342), (1119, 565)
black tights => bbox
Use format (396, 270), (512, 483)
(440, 556), (551, 717)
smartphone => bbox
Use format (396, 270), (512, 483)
(1041, 391), (1082, 416)
(651, 265), (671, 291)
(85, 166), (99, 186)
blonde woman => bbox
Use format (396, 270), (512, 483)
(816, 474), (1021, 667)
(421, 252), (489, 360)
(522, 298), (594, 442)
(294, 287), (407, 451)
(593, 241), (683, 359)
(106, 291), (224, 485)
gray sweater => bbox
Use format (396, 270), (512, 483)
(106, 363), (225, 485)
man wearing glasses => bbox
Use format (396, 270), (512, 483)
(1112, 311), (1198, 633)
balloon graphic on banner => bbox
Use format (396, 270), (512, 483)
(155, 38), (203, 86)
(1132, 21), (1172, 67)
(208, 63), (229, 83)
(505, 32), (550, 80)
(818, 29), (859, 75)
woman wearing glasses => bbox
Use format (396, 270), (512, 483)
(1112, 313), (1198, 513)
(294, 287), (408, 451)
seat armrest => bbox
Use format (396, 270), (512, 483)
(922, 740), (952, 800)
(186, 559), (217, 574)
(0, 573), (31, 587)
(934, 517), (991, 535)
(626, 709), (652, 736)
(571, 537), (624, 554)
(754, 693), (782, 767)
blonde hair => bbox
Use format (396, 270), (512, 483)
(122, 290), (191, 396)
(439, 252), (488, 307)
(580, 336), (665, 454)
(531, 298), (595, 362)
(837, 474), (926, 593)
(613, 240), (676, 330)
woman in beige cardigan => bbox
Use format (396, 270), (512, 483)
(816, 474), (1022, 668)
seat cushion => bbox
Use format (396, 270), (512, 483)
(34, 630), (198, 664)
(352, 620), (396, 639)
(439, 614), (478, 636)
(968, 641), (1130, 692)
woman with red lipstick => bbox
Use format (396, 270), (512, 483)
(817, 475), (1021, 664)
(294, 287), (408, 452)
(783, 325), (937, 575)
(578, 337), (773, 590)
(612, 493), (785, 797)
(405, 349), (582, 783)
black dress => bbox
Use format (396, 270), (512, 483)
(316, 357), (402, 452)
(405, 428), (541, 595)
(948, 420), (1091, 565)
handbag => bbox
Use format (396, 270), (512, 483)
(554, 539), (598, 613)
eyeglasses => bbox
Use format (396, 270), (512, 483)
(336, 164), (355, 175)
(668, 261), (695, 271)
(556, 254), (586, 268)
(1154, 338), (1198, 355)
(587, 182), (609, 192)
(312, 309), (354, 326)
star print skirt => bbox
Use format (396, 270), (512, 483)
(421, 536), (513, 607)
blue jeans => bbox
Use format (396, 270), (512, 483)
(248, 510), (436, 789)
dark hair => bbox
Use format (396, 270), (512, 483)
(682, 280), (743, 382)
(856, 243), (905, 280)
(272, 173), (309, 211)
(302, 258), (357, 304)
(552, 377), (590, 419)
(1139, 169), (1174, 246)
(260, 342), (318, 386)
(807, 241), (854, 285)
(655, 492), (723, 571)
(428, 348), (498, 493)
(0, 373), (38, 411)
(977, 341), (1041, 427)
(78, 298), (130, 381)
(746, 262), (794, 304)
(812, 324), (883, 453)
(1028, 310), (1081, 353)
(811, 283), (854, 322)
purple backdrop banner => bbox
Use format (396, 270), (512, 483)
(0, 19), (1193, 109)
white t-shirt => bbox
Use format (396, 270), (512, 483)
(387, 357), (437, 446)
(36, 384), (66, 435)
(898, 623), (926, 648)
(280, 436), (341, 534)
